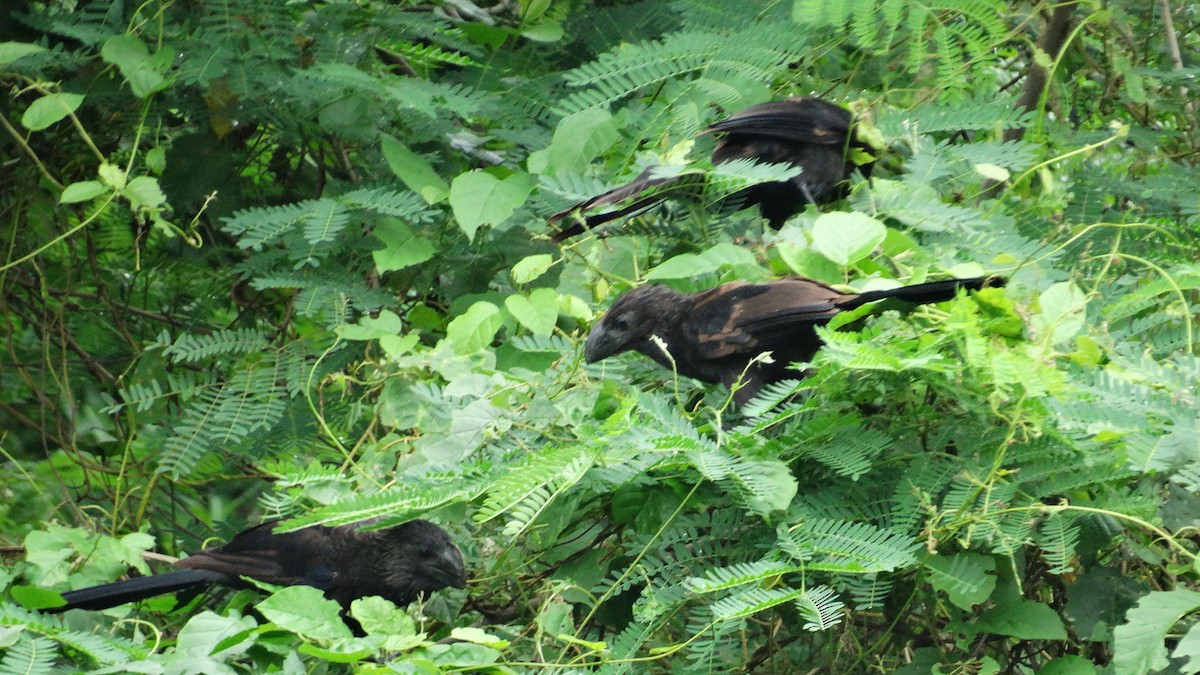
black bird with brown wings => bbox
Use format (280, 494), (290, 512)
(47, 518), (466, 615)
(585, 276), (1005, 405)
(549, 97), (874, 243)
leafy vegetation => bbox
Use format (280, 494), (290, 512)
(1, 0), (1198, 672)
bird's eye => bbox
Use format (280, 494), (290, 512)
(611, 315), (630, 331)
(418, 546), (435, 559)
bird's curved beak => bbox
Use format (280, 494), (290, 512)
(434, 546), (468, 589)
(584, 324), (619, 364)
(446, 548), (468, 589)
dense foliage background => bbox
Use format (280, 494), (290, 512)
(2, 0), (1198, 672)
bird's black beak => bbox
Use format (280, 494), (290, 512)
(441, 547), (468, 589)
(584, 324), (618, 364)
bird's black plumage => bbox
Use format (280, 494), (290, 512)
(585, 276), (1005, 405)
(549, 98), (874, 242)
(48, 519), (466, 615)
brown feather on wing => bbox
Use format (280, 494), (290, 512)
(689, 280), (850, 359)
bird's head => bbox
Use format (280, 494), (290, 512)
(585, 284), (685, 364)
(388, 519), (467, 595)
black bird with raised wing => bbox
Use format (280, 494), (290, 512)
(585, 276), (1004, 405)
(549, 97), (874, 242)
(48, 518), (466, 614)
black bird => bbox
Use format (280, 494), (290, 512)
(48, 519), (467, 615)
(585, 276), (1005, 405)
(549, 97), (874, 243)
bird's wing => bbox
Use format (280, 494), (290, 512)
(178, 522), (335, 589)
(688, 279), (847, 359)
(704, 99), (852, 146)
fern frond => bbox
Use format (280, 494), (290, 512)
(1036, 513), (1080, 575)
(686, 560), (805, 593)
(795, 585), (845, 631)
(476, 445), (595, 537)
(778, 519), (919, 572)
(0, 636), (57, 675)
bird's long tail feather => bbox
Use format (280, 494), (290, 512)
(844, 276), (1005, 309)
(48, 569), (234, 612)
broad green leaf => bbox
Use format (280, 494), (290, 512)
(372, 219), (436, 272)
(257, 586), (354, 641)
(511, 254), (555, 284)
(298, 642), (376, 662)
(100, 35), (168, 97)
(21, 93), (84, 131)
(974, 163), (1010, 181)
(505, 288), (558, 336)
(1174, 620), (1200, 672)
(811, 211), (886, 266)
(98, 162), (126, 189)
(449, 170), (534, 241)
(740, 459), (797, 513)
(9, 585), (66, 610)
(173, 611), (258, 662)
(381, 134), (449, 204)
(0, 42), (46, 66)
(124, 175), (166, 209)
(446, 301), (505, 354)
(1113, 589), (1200, 675)
(1031, 281), (1087, 345)
(60, 180), (109, 204)
(521, 0), (552, 21)
(527, 107), (618, 175)
(379, 333), (420, 359)
(925, 552), (996, 610)
(1039, 655), (1098, 675)
(450, 627), (510, 649)
(645, 253), (707, 280)
(339, 310), (404, 340)
(557, 293), (593, 322)
(646, 243), (760, 280)
(350, 596), (426, 651)
(975, 597), (1067, 640)
(521, 21), (563, 42)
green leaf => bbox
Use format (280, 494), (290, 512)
(1031, 281), (1088, 345)
(21, 93), (84, 131)
(449, 170), (534, 241)
(98, 162), (126, 189)
(557, 293), (593, 322)
(1174, 620), (1200, 672)
(973, 163), (1010, 181)
(1039, 655), (1098, 675)
(740, 459), (797, 513)
(123, 175), (166, 209)
(350, 597), (427, 651)
(511, 253), (555, 284)
(646, 243), (760, 280)
(446, 301), (505, 354)
(527, 107), (618, 175)
(450, 627), (510, 649)
(1113, 589), (1200, 675)
(0, 42), (46, 67)
(975, 596), (1067, 640)
(521, 21), (564, 42)
(100, 35), (168, 98)
(811, 212), (886, 266)
(381, 134), (449, 204)
(257, 586), (354, 641)
(372, 218), (437, 272)
(505, 288), (558, 336)
(925, 552), (996, 610)
(339, 310), (404, 340)
(9, 585), (66, 610)
(60, 180), (109, 204)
